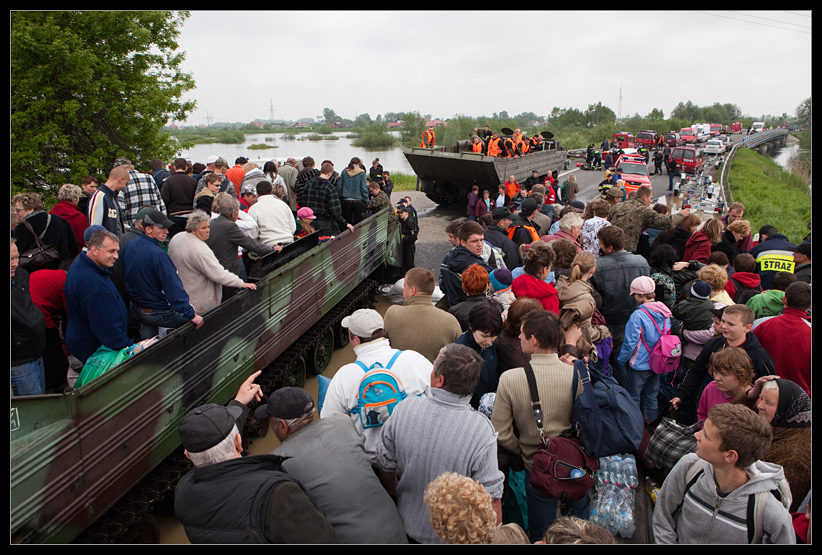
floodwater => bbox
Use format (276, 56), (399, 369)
(178, 131), (415, 175)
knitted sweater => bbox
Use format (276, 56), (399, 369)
(375, 388), (504, 544)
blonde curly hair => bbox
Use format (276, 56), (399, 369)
(697, 263), (728, 293)
(423, 472), (497, 544)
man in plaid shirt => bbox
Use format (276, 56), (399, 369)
(301, 161), (353, 236)
(114, 156), (167, 230)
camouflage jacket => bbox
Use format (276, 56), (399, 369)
(608, 199), (672, 254)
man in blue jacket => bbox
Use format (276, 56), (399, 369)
(65, 229), (135, 364)
(122, 210), (204, 339)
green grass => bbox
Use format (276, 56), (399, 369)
(727, 148), (811, 245)
(388, 172), (419, 191)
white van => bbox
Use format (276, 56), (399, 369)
(751, 121), (766, 133)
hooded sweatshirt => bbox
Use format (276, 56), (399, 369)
(725, 271), (762, 303)
(511, 273), (559, 314)
(618, 300), (673, 371)
(653, 453), (795, 544)
(338, 166), (368, 203)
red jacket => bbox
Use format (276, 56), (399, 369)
(753, 307), (811, 396)
(50, 201), (88, 249)
(475, 198), (496, 219)
(682, 231), (712, 263)
(724, 271), (761, 302)
(511, 274), (559, 314)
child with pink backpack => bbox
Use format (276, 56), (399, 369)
(617, 276), (681, 421)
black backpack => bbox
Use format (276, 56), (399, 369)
(729, 276), (762, 304)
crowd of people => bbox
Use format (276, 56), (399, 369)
(11, 145), (811, 544)
(10, 153), (406, 396)
(171, 158), (809, 544)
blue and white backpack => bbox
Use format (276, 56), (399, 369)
(350, 351), (407, 429)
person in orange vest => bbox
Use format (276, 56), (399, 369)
(504, 174), (520, 200)
(421, 126), (435, 148)
(503, 136), (517, 158)
(471, 136), (485, 154)
(529, 135), (543, 152)
(487, 133), (503, 157)
(518, 135), (530, 156)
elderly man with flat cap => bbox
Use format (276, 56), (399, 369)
(259, 387), (408, 544)
(174, 372), (339, 544)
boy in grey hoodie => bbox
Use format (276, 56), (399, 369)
(653, 403), (794, 544)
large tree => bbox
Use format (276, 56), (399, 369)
(11, 11), (195, 194)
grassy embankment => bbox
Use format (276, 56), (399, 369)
(726, 147), (811, 245)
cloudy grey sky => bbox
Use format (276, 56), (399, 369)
(174, 10), (811, 125)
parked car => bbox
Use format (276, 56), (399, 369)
(615, 153), (651, 195)
(636, 130), (658, 151)
(680, 127), (697, 144)
(704, 138), (726, 155)
(671, 145), (705, 175)
(665, 131), (681, 147)
(611, 131), (635, 149)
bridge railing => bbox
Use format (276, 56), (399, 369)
(741, 128), (788, 148)
(720, 128), (789, 206)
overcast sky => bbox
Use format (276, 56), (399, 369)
(174, 10), (811, 125)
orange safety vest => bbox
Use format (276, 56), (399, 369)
(503, 138), (517, 157)
(519, 139), (530, 155)
(472, 141), (484, 153)
(504, 181), (519, 198)
(507, 224), (540, 243)
(488, 137), (502, 157)
(421, 129), (435, 148)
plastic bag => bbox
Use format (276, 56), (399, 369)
(75, 345), (136, 388)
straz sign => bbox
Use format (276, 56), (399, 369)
(758, 255), (795, 273)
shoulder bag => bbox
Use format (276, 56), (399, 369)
(18, 216), (61, 272)
(524, 362), (599, 503)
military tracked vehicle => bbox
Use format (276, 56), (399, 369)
(10, 208), (402, 543)
(404, 132), (566, 204)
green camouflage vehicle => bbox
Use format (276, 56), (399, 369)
(404, 133), (566, 204)
(10, 208), (402, 543)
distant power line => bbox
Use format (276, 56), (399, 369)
(696, 10), (811, 33)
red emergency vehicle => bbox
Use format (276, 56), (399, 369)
(680, 127), (697, 144)
(671, 145), (705, 175)
(611, 132), (635, 149)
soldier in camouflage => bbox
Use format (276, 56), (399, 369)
(608, 186), (683, 255)
(368, 181), (398, 235)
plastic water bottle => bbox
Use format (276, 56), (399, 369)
(622, 455), (639, 489)
(617, 487), (635, 538)
(598, 484), (618, 534)
(597, 457), (610, 486)
(611, 455), (624, 488)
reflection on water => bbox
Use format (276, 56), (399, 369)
(179, 131), (415, 175)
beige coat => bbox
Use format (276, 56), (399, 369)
(383, 294), (462, 363)
(167, 230), (243, 314)
(555, 275), (611, 358)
